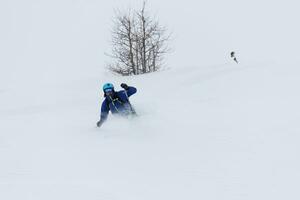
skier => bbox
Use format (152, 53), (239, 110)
(230, 51), (238, 64)
(96, 83), (137, 127)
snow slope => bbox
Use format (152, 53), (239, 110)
(1, 0), (300, 199)
(1, 61), (300, 200)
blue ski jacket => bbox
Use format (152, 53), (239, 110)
(99, 86), (137, 122)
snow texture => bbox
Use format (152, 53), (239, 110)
(1, 0), (300, 199)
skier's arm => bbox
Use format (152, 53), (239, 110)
(97, 99), (109, 127)
(121, 83), (137, 97)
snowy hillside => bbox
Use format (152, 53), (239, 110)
(1, 62), (300, 200)
(1, 0), (300, 199)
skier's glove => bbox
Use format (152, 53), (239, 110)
(96, 120), (103, 127)
(120, 83), (129, 90)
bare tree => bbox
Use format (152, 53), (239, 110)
(108, 2), (170, 76)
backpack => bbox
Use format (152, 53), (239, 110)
(106, 91), (136, 115)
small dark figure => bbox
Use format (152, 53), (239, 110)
(96, 83), (137, 127)
(230, 51), (238, 64)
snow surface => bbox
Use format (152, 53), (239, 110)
(1, 0), (300, 199)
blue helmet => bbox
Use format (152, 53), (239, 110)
(103, 83), (114, 92)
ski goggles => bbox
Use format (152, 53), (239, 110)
(104, 88), (114, 95)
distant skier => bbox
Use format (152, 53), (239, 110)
(230, 51), (238, 64)
(96, 83), (137, 127)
